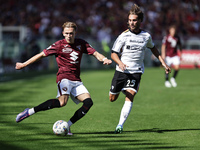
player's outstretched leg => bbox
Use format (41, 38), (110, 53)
(16, 99), (61, 123)
(66, 98), (93, 135)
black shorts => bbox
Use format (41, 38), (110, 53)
(110, 70), (142, 94)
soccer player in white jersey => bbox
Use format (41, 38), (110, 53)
(15, 22), (112, 135)
(109, 4), (171, 133)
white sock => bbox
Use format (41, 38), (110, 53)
(67, 120), (73, 127)
(28, 108), (35, 116)
(118, 101), (133, 127)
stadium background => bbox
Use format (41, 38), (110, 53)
(0, 0), (200, 76)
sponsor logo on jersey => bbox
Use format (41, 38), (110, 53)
(70, 51), (79, 63)
(62, 48), (72, 53)
(127, 45), (142, 50)
(124, 35), (131, 37)
(130, 39), (144, 43)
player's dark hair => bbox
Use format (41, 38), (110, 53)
(62, 22), (77, 31)
(128, 4), (143, 22)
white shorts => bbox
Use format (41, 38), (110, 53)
(56, 79), (89, 104)
(165, 56), (180, 66)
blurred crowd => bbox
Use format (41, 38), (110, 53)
(0, 0), (200, 42)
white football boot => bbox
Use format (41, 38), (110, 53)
(165, 81), (172, 88)
(170, 77), (177, 87)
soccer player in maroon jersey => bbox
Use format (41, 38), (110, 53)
(161, 25), (182, 87)
(15, 22), (112, 135)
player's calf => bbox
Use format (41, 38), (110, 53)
(34, 99), (61, 112)
(70, 98), (93, 124)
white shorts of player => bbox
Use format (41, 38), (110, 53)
(165, 56), (180, 66)
(56, 79), (89, 104)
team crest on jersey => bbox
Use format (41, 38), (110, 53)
(62, 87), (68, 91)
(76, 45), (81, 51)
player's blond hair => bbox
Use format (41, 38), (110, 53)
(62, 22), (77, 31)
(128, 4), (144, 22)
(169, 24), (177, 30)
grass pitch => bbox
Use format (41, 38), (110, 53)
(0, 68), (200, 150)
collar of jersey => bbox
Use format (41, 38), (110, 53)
(129, 28), (142, 35)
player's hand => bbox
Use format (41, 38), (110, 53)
(103, 59), (112, 65)
(15, 62), (25, 70)
(164, 65), (171, 74)
(119, 62), (128, 71)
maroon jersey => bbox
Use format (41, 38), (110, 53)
(43, 38), (96, 82)
(162, 35), (181, 57)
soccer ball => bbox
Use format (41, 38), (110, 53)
(53, 120), (69, 135)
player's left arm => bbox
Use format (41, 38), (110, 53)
(93, 51), (112, 65)
(150, 46), (171, 74)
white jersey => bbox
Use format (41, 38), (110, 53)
(112, 29), (154, 74)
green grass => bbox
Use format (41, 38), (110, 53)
(0, 68), (200, 150)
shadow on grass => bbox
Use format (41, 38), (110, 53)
(0, 127), (194, 150)
(73, 129), (196, 149)
(0, 142), (27, 150)
(134, 128), (200, 133)
(75, 128), (200, 134)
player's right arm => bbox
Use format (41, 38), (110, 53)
(111, 33), (128, 71)
(161, 44), (166, 59)
(111, 52), (127, 71)
(161, 36), (167, 59)
(15, 51), (46, 70)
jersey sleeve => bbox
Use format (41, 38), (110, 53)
(43, 41), (60, 56)
(83, 40), (96, 55)
(112, 34), (125, 53)
(146, 34), (155, 49)
(162, 36), (167, 45)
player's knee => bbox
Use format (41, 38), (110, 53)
(83, 98), (93, 110)
(109, 97), (116, 102)
(109, 94), (117, 102)
(58, 95), (68, 107)
(59, 101), (67, 107)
